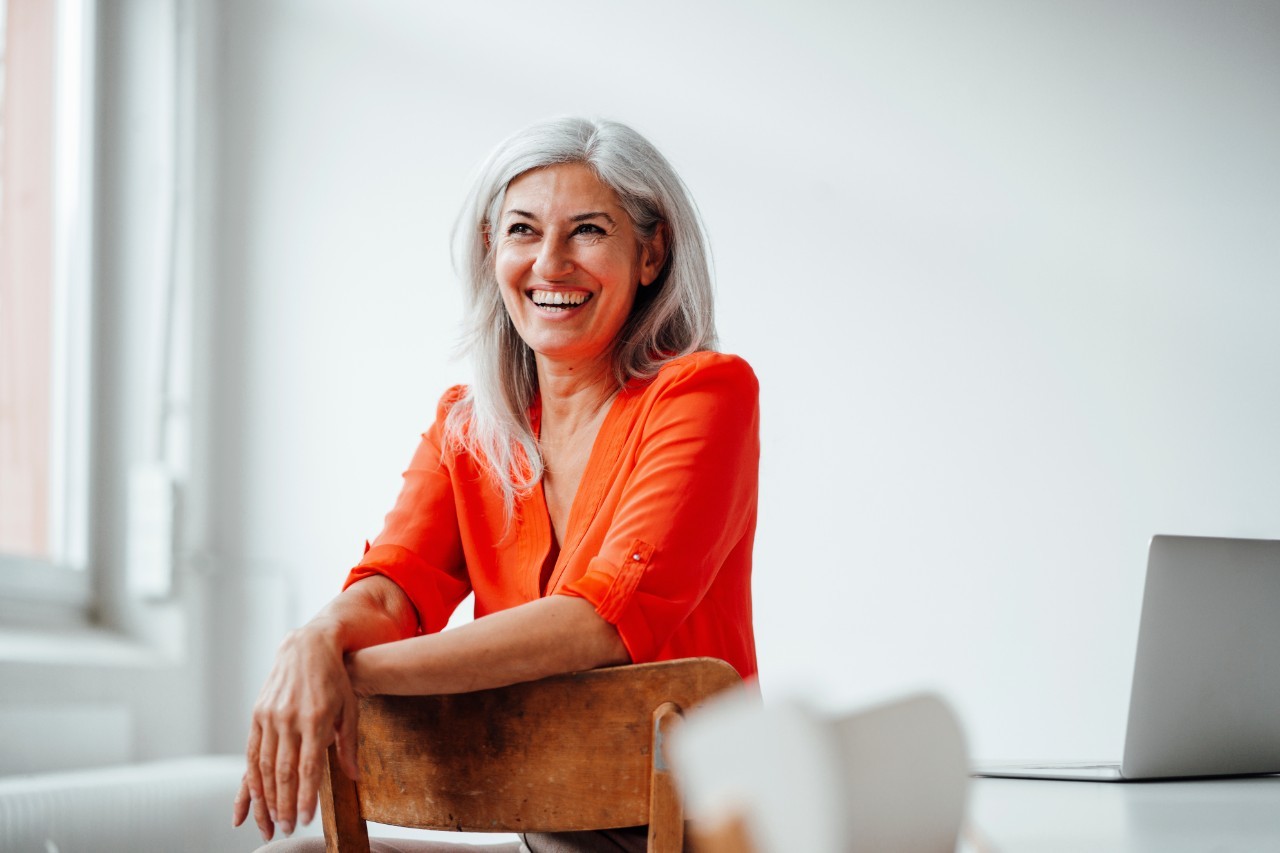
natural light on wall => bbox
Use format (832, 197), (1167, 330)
(0, 0), (93, 607)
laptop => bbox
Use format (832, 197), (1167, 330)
(974, 534), (1280, 781)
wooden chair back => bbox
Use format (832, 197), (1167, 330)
(320, 657), (742, 853)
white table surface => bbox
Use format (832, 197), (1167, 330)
(966, 775), (1280, 852)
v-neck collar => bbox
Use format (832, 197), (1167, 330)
(526, 384), (636, 595)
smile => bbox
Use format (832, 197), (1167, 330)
(529, 289), (592, 311)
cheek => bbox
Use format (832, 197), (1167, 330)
(492, 258), (524, 313)
(494, 256), (517, 290)
(496, 280), (526, 322)
(494, 244), (532, 286)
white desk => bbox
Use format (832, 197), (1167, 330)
(968, 776), (1280, 852)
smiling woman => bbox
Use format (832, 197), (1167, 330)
(238, 118), (760, 853)
(495, 163), (665, 373)
(494, 163), (665, 383)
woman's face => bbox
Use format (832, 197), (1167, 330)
(493, 163), (664, 371)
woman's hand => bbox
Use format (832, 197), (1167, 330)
(231, 576), (419, 841)
(233, 622), (361, 841)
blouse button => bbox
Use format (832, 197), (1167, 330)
(632, 553), (641, 562)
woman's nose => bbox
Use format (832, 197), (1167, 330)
(532, 239), (572, 280)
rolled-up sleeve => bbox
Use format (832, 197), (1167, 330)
(343, 387), (472, 634)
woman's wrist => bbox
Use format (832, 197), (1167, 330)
(345, 635), (439, 697)
(345, 647), (377, 697)
(287, 613), (345, 655)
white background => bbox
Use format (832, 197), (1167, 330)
(199, 0), (1280, 762)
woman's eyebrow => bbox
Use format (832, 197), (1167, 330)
(570, 211), (615, 225)
(502, 209), (616, 226)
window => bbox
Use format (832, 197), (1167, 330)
(0, 0), (93, 610)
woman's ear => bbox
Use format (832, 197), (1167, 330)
(639, 222), (669, 286)
(481, 221), (492, 252)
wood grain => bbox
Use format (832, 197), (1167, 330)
(347, 658), (740, 837)
(321, 744), (371, 853)
(648, 702), (685, 852)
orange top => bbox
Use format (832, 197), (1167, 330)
(345, 350), (759, 679)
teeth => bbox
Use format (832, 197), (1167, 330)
(531, 290), (589, 306)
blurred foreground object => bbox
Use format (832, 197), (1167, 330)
(671, 692), (969, 853)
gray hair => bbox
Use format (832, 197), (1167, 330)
(444, 117), (718, 513)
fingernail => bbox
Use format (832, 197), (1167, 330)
(269, 808), (277, 822)
(301, 810), (313, 826)
(281, 821), (294, 836)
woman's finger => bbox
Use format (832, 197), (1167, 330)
(258, 720), (280, 822)
(274, 729), (302, 836)
(244, 721), (265, 801)
(232, 776), (252, 827)
(252, 785), (276, 842)
(295, 729), (324, 828)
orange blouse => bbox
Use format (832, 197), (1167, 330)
(344, 350), (759, 679)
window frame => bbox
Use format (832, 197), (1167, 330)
(0, 0), (96, 615)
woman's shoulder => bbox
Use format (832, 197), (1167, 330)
(649, 350), (758, 394)
(426, 385), (472, 440)
(624, 351), (758, 435)
(435, 384), (470, 415)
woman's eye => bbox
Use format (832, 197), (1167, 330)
(506, 223), (534, 236)
(573, 223), (605, 236)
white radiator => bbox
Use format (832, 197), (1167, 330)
(0, 755), (300, 853)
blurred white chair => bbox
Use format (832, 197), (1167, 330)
(670, 692), (970, 853)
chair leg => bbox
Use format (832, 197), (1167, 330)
(648, 702), (685, 853)
(321, 744), (371, 853)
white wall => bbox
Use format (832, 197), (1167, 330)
(204, 0), (1280, 760)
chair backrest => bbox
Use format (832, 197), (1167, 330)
(320, 657), (742, 853)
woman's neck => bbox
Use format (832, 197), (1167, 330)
(536, 353), (617, 436)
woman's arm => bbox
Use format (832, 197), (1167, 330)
(235, 588), (625, 842)
(233, 575), (418, 841)
(346, 594), (629, 697)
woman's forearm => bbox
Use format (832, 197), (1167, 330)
(305, 574), (420, 652)
(345, 594), (629, 696)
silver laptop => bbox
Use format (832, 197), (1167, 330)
(975, 535), (1280, 781)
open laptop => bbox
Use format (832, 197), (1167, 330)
(975, 534), (1280, 781)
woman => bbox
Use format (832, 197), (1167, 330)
(234, 117), (759, 852)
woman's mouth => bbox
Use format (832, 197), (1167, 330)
(529, 289), (592, 312)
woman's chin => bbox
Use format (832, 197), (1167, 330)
(528, 341), (616, 374)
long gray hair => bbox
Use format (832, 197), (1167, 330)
(445, 117), (717, 513)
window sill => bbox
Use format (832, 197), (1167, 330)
(0, 623), (170, 668)
(0, 554), (92, 611)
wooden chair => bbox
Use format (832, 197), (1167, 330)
(319, 657), (742, 853)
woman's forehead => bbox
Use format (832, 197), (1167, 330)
(502, 163), (626, 219)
